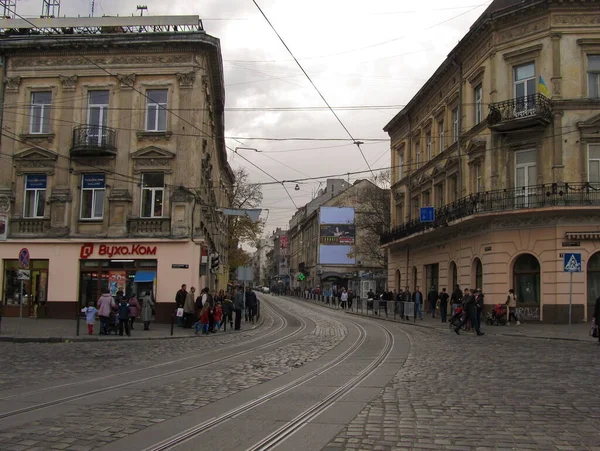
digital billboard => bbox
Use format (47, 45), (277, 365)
(319, 207), (355, 265)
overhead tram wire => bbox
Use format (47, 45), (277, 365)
(251, 0), (375, 177)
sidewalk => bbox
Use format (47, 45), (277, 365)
(0, 317), (248, 343)
(294, 295), (596, 343)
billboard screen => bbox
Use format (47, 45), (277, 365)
(319, 207), (355, 265)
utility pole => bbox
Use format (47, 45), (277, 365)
(137, 5), (147, 16)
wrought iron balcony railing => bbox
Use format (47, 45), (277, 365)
(70, 124), (117, 156)
(381, 182), (600, 245)
(487, 93), (552, 130)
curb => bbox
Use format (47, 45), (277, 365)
(345, 311), (593, 343)
(0, 316), (266, 344)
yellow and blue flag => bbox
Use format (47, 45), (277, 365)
(538, 76), (550, 97)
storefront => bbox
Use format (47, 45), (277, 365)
(0, 239), (202, 321)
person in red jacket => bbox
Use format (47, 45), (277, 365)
(198, 302), (210, 335)
(214, 301), (223, 331)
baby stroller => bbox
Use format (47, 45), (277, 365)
(449, 306), (464, 330)
(103, 310), (120, 335)
(486, 303), (507, 326)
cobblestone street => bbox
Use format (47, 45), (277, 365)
(326, 325), (600, 451)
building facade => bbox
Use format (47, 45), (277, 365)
(0, 16), (233, 321)
(264, 228), (289, 292)
(383, 0), (600, 323)
(251, 237), (273, 288)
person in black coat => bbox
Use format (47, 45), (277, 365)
(593, 295), (600, 343)
(454, 288), (484, 336)
(439, 288), (449, 323)
(412, 286), (423, 320)
(427, 286), (438, 318)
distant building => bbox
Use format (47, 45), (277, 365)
(265, 228), (289, 292)
(0, 16), (233, 320)
(382, 0), (600, 323)
(250, 237), (273, 288)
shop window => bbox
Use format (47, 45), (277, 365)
(588, 55), (600, 99)
(80, 174), (105, 220)
(30, 91), (52, 134)
(3, 259), (49, 308)
(141, 173), (165, 218)
(146, 89), (168, 132)
(23, 174), (47, 218)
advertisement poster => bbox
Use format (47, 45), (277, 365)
(108, 271), (127, 296)
(0, 212), (7, 241)
(320, 224), (355, 245)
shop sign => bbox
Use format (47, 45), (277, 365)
(172, 264), (189, 269)
(79, 243), (157, 259)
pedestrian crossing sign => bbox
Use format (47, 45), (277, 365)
(563, 253), (582, 272)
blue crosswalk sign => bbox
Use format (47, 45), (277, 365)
(420, 206), (435, 223)
(563, 253), (582, 273)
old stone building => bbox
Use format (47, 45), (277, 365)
(0, 16), (233, 320)
(383, 0), (600, 323)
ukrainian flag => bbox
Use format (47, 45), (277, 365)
(538, 76), (550, 97)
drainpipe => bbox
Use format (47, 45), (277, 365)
(0, 55), (6, 146)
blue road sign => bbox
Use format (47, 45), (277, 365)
(420, 206), (435, 223)
(18, 248), (30, 269)
(563, 253), (582, 273)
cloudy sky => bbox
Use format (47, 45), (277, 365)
(16, 0), (492, 234)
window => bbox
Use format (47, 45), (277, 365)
(452, 108), (459, 143)
(589, 144), (600, 185)
(398, 151), (405, 180)
(588, 55), (600, 99)
(23, 174), (46, 218)
(141, 173), (165, 218)
(146, 89), (168, 131)
(426, 132), (432, 160)
(87, 90), (109, 146)
(514, 62), (536, 111)
(515, 149), (537, 207)
(80, 174), (105, 220)
(395, 204), (403, 225)
(29, 92), (52, 134)
(435, 183), (444, 207)
(449, 175), (458, 202)
(411, 196), (420, 219)
(438, 120), (444, 153)
(475, 164), (482, 193)
(423, 190), (431, 207)
(415, 141), (421, 168)
(474, 84), (483, 124)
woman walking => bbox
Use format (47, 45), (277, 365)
(141, 291), (154, 331)
(128, 294), (140, 330)
(506, 288), (520, 326)
(184, 287), (196, 328)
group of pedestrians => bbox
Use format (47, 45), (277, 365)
(86, 289), (155, 336)
(175, 284), (260, 335)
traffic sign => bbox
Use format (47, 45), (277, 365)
(17, 269), (30, 280)
(18, 248), (30, 269)
(420, 206), (435, 223)
(563, 253), (582, 273)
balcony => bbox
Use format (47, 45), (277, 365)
(381, 182), (600, 245)
(10, 218), (51, 236)
(70, 125), (117, 157)
(128, 217), (171, 237)
(487, 94), (552, 132)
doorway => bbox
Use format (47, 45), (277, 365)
(515, 150), (537, 207)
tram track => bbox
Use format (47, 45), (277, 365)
(143, 314), (394, 451)
(0, 299), (308, 420)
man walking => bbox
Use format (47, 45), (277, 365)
(427, 286), (438, 318)
(233, 287), (244, 330)
(454, 288), (484, 336)
(175, 284), (187, 327)
(245, 288), (258, 323)
(475, 288), (485, 331)
(439, 287), (449, 323)
(412, 286), (423, 320)
(402, 286), (411, 320)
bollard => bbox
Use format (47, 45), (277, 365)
(171, 310), (175, 336)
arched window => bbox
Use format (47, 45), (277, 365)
(395, 269), (401, 291)
(513, 253), (540, 304)
(412, 266), (418, 291)
(449, 261), (458, 289)
(587, 252), (600, 314)
(472, 258), (483, 291)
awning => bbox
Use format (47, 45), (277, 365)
(134, 271), (156, 283)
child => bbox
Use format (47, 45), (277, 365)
(116, 296), (131, 337)
(214, 301), (223, 331)
(81, 302), (98, 335)
(198, 301), (210, 335)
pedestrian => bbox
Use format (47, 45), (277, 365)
(117, 296), (131, 337)
(207, 290), (216, 333)
(81, 302), (98, 335)
(246, 288), (258, 323)
(427, 286), (438, 318)
(439, 287), (449, 323)
(475, 288), (485, 331)
(402, 286), (411, 320)
(97, 290), (115, 335)
(175, 284), (187, 327)
(222, 295), (234, 331)
(128, 294), (140, 330)
(412, 286), (423, 320)
(197, 301), (210, 335)
(340, 289), (348, 309)
(141, 291), (154, 331)
(506, 288), (520, 326)
(593, 295), (600, 344)
(233, 286), (244, 330)
(214, 301), (223, 330)
(183, 287), (196, 328)
(454, 288), (484, 336)
(451, 284), (463, 317)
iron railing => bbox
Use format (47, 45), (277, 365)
(381, 182), (600, 245)
(487, 93), (552, 126)
(70, 124), (117, 155)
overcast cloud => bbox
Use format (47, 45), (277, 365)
(16, 0), (492, 233)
